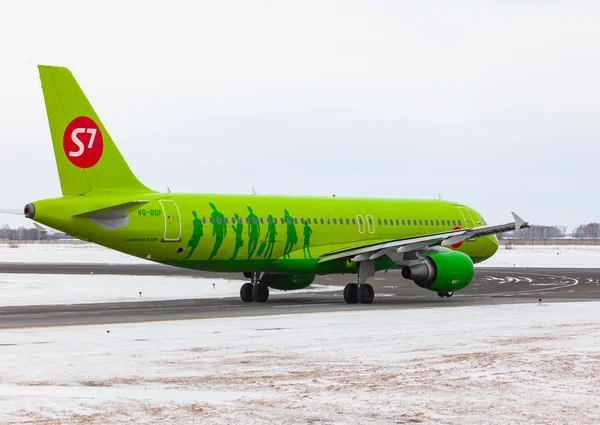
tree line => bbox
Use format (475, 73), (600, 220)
(0, 224), (74, 240)
(503, 223), (600, 239)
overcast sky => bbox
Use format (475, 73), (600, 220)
(1, 1), (599, 231)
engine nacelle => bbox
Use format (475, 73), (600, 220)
(401, 251), (474, 292)
(260, 273), (316, 290)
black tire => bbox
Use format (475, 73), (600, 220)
(253, 283), (269, 302)
(358, 283), (374, 304)
(437, 291), (453, 298)
(446, 291), (454, 297)
(240, 282), (254, 302)
(343, 283), (359, 304)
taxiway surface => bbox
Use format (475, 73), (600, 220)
(0, 264), (599, 328)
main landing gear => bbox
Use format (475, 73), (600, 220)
(240, 272), (269, 303)
(437, 291), (453, 298)
(343, 283), (374, 304)
(343, 260), (376, 304)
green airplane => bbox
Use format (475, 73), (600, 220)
(23, 65), (529, 304)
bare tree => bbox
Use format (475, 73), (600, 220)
(572, 223), (600, 238)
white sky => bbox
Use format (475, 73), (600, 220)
(1, 1), (599, 231)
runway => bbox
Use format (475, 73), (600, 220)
(0, 264), (599, 328)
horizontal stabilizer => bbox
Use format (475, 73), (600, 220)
(75, 200), (149, 219)
(75, 200), (148, 230)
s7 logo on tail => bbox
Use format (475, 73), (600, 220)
(63, 116), (104, 168)
(69, 128), (97, 157)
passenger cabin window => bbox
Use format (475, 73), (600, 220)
(320, 218), (324, 224)
(458, 220), (462, 226)
(352, 218), (356, 225)
(436, 220), (439, 225)
(202, 217), (206, 224)
(452, 220), (456, 226)
(333, 218), (337, 224)
(260, 218), (264, 224)
(326, 218), (330, 224)
(294, 218), (298, 224)
(346, 218), (350, 225)
(401, 219), (405, 225)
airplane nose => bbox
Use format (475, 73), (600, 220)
(485, 235), (499, 258)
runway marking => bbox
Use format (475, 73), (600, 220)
(464, 273), (579, 298)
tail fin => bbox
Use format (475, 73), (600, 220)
(38, 65), (153, 196)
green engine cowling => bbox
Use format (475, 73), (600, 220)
(260, 273), (316, 290)
(401, 250), (474, 292)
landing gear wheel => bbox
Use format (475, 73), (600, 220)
(437, 291), (454, 298)
(240, 283), (254, 302)
(446, 291), (453, 297)
(358, 284), (374, 304)
(253, 283), (269, 303)
(343, 283), (359, 304)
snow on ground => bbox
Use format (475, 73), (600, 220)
(0, 242), (147, 264)
(0, 302), (598, 424)
(3, 242), (600, 268)
(476, 244), (600, 268)
(0, 274), (342, 306)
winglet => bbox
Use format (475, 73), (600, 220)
(511, 212), (528, 231)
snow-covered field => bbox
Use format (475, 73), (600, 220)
(0, 274), (341, 306)
(478, 244), (600, 268)
(0, 302), (598, 424)
(2, 242), (600, 268)
(0, 242), (147, 264)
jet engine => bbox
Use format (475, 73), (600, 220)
(401, 250), (473, 292)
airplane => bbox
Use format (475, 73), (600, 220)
(22, 65), (529, 304)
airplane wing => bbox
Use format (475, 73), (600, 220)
(318, 212), (528, 264)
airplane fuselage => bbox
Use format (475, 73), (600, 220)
(28, 192), (499, 275)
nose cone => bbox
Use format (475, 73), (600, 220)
(481, 235), (499, 260)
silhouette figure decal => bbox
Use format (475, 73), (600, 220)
(230, 213), (244, 260)
(208, 202), (226, 260)
(184, 204), (315, 261)
(183, 211), (203, 260)
(283, 209), (298, 259)
(303, 220), (313, 258)
(262, 214), (278, 258)
(247, 206), (260, 259)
